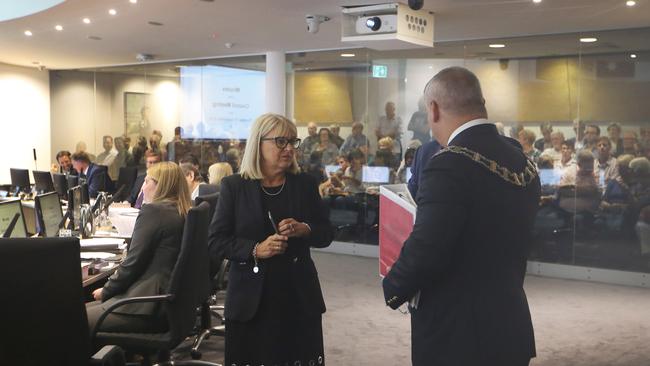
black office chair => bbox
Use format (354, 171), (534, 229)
(197, 184), (219, 196)
(0, 237), (126, 366)
(190, 193), (226, 360)
(114, 167), (138, 202)
(91, 202), (219, 366)
(95, 165), (114, 194)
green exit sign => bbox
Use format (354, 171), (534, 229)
(372, 65), (388, 78)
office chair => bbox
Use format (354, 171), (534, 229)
(91, 202), (219, 366)
(197, 184), (219, 196)
(114, 167), (138, 202)
(0, 237), (126, 366)
(190, 193), (226, 360)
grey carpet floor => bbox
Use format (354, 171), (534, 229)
(175, 251), (650, 366)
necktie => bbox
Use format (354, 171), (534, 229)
(134, 191), (144, 209)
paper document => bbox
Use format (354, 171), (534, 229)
(80, 251), (115, 260)
(80, 238), (126, 249)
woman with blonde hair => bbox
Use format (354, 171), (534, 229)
(210, 113), (333, 365)
(208, 162), (233, 187)
(86, 161), (191, 334)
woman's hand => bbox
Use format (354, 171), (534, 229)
(92, 288), (103, 301)
(278, 218), (310, 238)
(255, 234), (288, 259)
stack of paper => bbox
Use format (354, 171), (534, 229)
(80, 238), (126, 251)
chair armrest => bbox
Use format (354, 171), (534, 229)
(91, 294), (174, 340)
(89, 345), (126, 366)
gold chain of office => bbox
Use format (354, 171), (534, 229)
(439, 145), (538, 187)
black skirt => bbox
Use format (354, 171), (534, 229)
(225, 255), (325, 366)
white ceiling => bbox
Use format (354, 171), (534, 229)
(0, 0), (649, 70)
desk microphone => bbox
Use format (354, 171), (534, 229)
(104, 185), (126, 210)
(33, 148), (38, 170)
(2, 213), (21, 238)
(58, 210), (70, 230)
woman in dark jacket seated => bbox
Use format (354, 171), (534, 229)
(86, 161), (192, 334)
(209, 113), (334, 366)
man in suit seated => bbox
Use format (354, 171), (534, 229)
(127, 150), (162, 208)
(382, 67), (541, 366)
(71, 151), (107, 198)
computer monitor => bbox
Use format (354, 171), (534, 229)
(0, 199), (27, 238)
(539, 168), (563, 186)
(10, 168), (30, 193)
(325, 165), (341, 176)
(68, 185), (83, 230)
(35, 192), (63, 237)
(33, 170), (55, 194)
(362, 166), (390, 184)
(52, 173), (68, 199)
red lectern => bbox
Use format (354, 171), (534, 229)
(379, 184), (416, 277)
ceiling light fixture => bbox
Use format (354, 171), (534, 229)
(630, 54), (637, 59)
(626, 0), (636, 6)
(580, 37), (597, 43)
(109, 9), (117, 15)
(129, 0), (137, 3)
(24, 30), (33, 36)
(340, 53), (356, 57)
(55, 25), (63, 31)
(533, 0), (542, 3)
(489, 44), (506, 48)
(83, 17), (91, 24)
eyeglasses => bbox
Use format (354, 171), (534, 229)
(261, 136), (301, 149)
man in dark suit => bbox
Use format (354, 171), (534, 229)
(127, 150), (162, 208)
(383, 67), (541, 366)
(71, 151), (107, 198)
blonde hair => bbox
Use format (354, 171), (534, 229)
(147, 162), (192, 217)
(378, 136), (394, 150)
(208, 162), (233, 186)
(240, 113), (300, 180)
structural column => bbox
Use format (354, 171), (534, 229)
(265, 51), (286, 115)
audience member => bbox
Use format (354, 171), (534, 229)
(566, 119), (586, 151)
(127, 150), (162, 208)
(225, 148), (241, 174)
(208, 162), (233, 188)
(607, 122), (624, 157)
(128, 136), (149, 171)
(555, 141), (576, 170)
(560, 149), (599, 189)
(518, 129), (541, 162)
(312, 128), (339, 165)
(376, 101), (402, 154)
(149, 130), (166, 158)
(329, 124), (344, 148)
(75, 141), (96, 162)
(541, 131), (564, 165)
(408, 97), (431, 144)
(180, 162), (205, 200)
(509, 123), (524, 139)
(301, 122), (319, 163)
(622, 131), (641, 156)
(166, 126), (186, 162)
(96, 135), (118, 176)
(583, 124), (601, 152)
(342, 149), (365, 194)
(303, 150), (327, 183)
(534, 122), (553, 151)
(113, 136), (131, 178)
(594, 136), (621, 187)
(86, 162), (191, 336)
(340, 122), (369, 155)
(71, 151), (106, 198)
(396, 147), (417, 184)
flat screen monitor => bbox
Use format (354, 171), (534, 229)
(0, 199), (27, 238)
(10, 168), (30, 192)
(35, 192), (63, 237)
(539, 169), (563, 186)
(406, 167), (412, 182)
(33, 170), (55, 194)
(68, 185), (82, 230)
(325, 165), (341, 176)
(52, 173), (68, 199)
(362, 166), (390, 184)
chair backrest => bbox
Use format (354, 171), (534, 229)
(165, 201), (211, 346)
(115, 166), (138, 201)
(198, 183), (219, 196)
(0, 237), (90, 366)
(194, 192), (219, 221)
(557, 185), (601, 214)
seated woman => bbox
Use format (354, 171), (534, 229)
(86, 161), (192, 335)
(208, 161), (234, 189)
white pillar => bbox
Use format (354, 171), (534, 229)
(265, 51), (286, 115)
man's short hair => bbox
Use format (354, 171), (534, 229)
(607, 122), (621, 133)
(71, 151), (91, 164)
(180, 154), (200, 167)
(144, 149), (163, 161)
(562, 140), (575, 151)
(56, 150), (71, 161)
(423, 67), (486, 116)
(540, 122), (553, 133)
(587, 124), (601, 135)
(103, 135), (112, 142)
(597, 136), (611, 146)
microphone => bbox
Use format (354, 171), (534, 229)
(104, 185), (126, 210)
(58, 210), (70, 230)
(33, 148), (38, 170)
(2, 213), (21, 238)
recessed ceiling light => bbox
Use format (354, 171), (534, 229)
(83, 18), (91, 24)
(630, 54), (637, 59)
(129, 0), (137, 3)
(340, 53), (356, 57)
(108, 9), (117, 15)
(489, 44), (506, 48)
(580, 37), (597, 43)
(626, 0), (636, 6)
(55, 25), (63, 31)
(24, 30), (33, 36)
(533, 0), (542, 3)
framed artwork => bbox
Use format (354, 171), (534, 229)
(124, 92), (150, 136)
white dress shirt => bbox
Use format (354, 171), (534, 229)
(447, 118), (491, 145)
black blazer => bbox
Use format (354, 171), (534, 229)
(383, 124), (541, 366)
(208, 173), (334, 322)
(101, 202), (184, 316)
(128, 174), (145, 205)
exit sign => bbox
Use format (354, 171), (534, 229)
(372, 65), (388, 78)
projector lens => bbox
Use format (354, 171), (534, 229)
(366, 16), (381, 31)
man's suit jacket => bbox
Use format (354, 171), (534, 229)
(383, 124), (541, 366)
(101, 202), (184, 316)
(128, 174), (146, 206)
(208, 173), (334, 322)
(81, 163), (107, 198)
